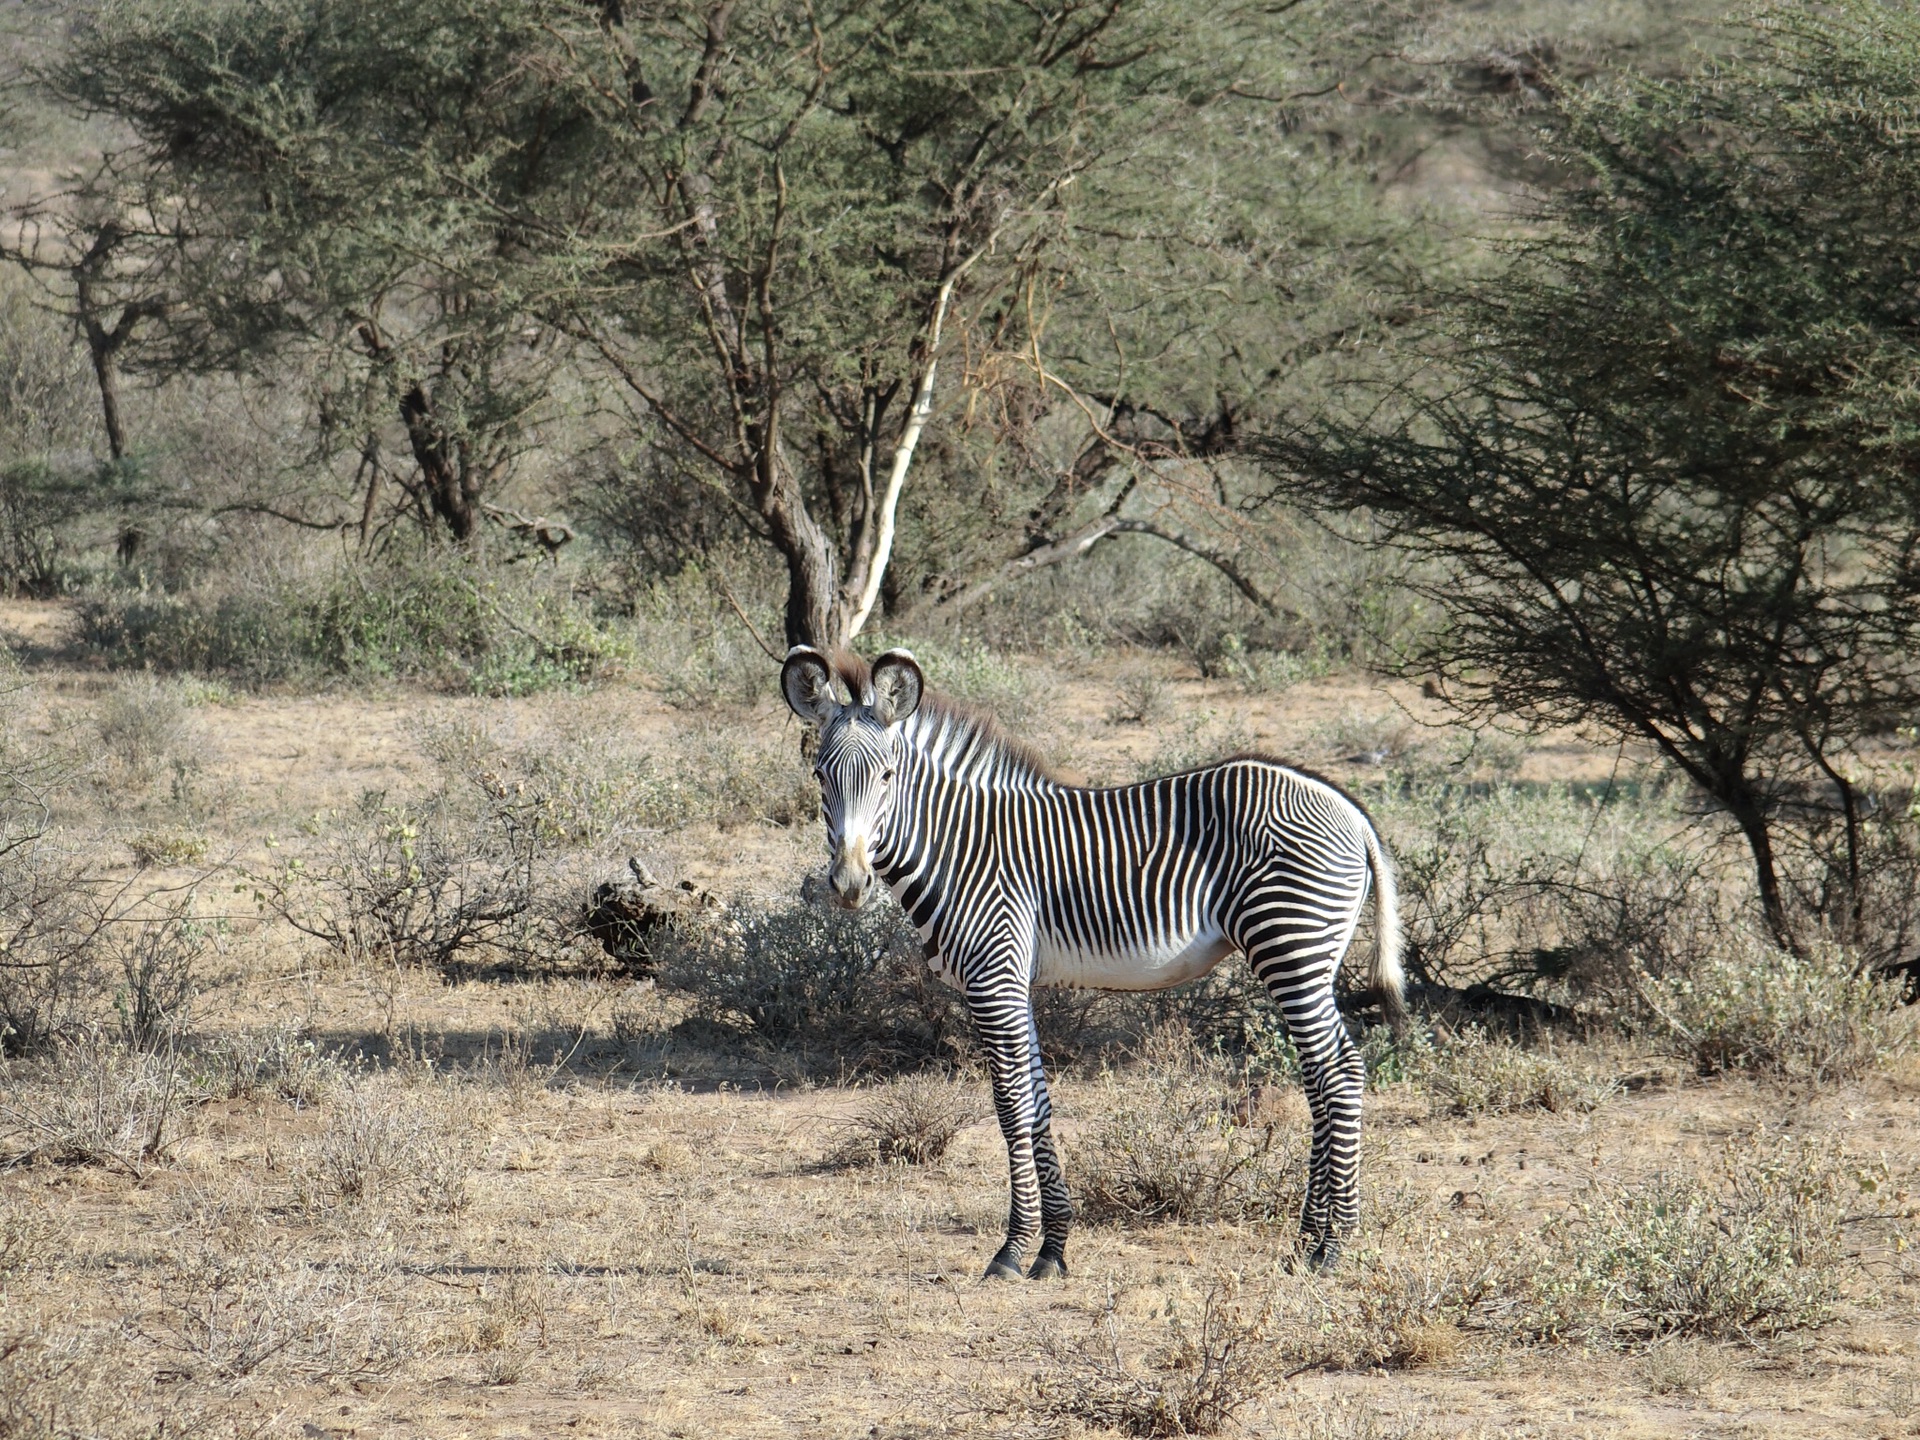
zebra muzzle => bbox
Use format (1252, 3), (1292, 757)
(829, 842), (874, 909)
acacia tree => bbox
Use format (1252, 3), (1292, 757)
(536, 0), (1394, 648)
(49, 0), (589, 546)
(1257, 2), (1920, 955)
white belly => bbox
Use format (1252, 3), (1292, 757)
(1032, 923), (1236, 992)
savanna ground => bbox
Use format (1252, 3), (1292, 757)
(1, 596), (1915, 1440)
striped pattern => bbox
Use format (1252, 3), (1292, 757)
(790, 648), (1404, 1279)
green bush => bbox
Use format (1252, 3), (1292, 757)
(1640, 935), (1912, 1082)
(1523, 1141), (1853, 1343)
(75, 553), (629, 693)
(1412, 1026), (1614, 1117)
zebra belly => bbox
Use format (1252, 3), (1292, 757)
(1031, 924), (1236, 992)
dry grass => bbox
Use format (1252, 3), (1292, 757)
(0, 652), (1915, 1439)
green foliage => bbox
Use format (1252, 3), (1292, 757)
(1524, 1141), (1858, 1343)
(1641, 935), (1913, 1083)
(75, 554), (628, 693)
(1259, 1), (1920, 947)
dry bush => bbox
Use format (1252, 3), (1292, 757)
(659, 897), (962, 1069)
(1054, 1276), (1284, 1437)
(0, 849), (103, 1055)
(1412, 1026), (1614, 1117)
(1107, 669), (1172, 727)
(1520, 1138), (1857, 1343)
(304, 1078), (495, 1214)
(1072, 1027), (1305, 1226)
(1314, 1238), (1507, 1369)
(92, 674), (195, 780)
(830, 1072), (980, 1166)
(0, 1198), (66, 1278)
(258, 781), (565, 977)
(194, 1023), (339, 1106)
(0, 1034), (196, 1176)
(0, 1327), (237, 1440)
(1639, 934), (1913, 1082)
(155, 1223), (420, 1385)
(103, 900), (211, 1052)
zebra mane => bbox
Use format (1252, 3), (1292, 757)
(829, 650), (1058, 784)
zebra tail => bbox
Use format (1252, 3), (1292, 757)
(1363, 822), (1409, 1032)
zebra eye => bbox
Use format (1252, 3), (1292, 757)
(881, 768), (895, 783)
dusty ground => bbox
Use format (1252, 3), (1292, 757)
(0, 598), (1915, 1439)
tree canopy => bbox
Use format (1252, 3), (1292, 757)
(42, 0), (1414, 643)
(1257, 1), (1920, 951)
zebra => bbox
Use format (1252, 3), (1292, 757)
(781, 644), (1405, 1280)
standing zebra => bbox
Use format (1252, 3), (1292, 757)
(782, 645), (1404, 1279)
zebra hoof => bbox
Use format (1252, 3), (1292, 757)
(982, 1256), (1025, 1282)
(1309, 1240), (1343, 1274)
(1027, 1253), (1068, 1281)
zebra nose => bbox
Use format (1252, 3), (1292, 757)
(829, 861), (872, 909)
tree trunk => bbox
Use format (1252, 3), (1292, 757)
(1725, 789), (1792, 951)
(86, 334), (128, 462)
(399, 382), (478, 542)
(752, 451), (840, 649)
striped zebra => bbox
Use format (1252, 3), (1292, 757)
(782, 645), (1404, 1280)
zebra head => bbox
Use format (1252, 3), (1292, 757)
(781, 645), (925, 910)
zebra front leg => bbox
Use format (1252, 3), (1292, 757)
(1025, 1007), (1072, 1280)
(973, 987), (1044, 1281)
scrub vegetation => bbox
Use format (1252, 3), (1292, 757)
(1, 2), (1917, 1436)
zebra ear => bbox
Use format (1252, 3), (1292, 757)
(869, 649), (923, 726)
(781, 645), (838, 724)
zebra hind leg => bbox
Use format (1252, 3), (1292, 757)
(1294, 1017), (1365, 1272)
(1245, 925), (1366, 1273)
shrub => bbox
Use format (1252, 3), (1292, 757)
(104, 900), (210, 1052)
(832, 1073), (980, 1166)
(93, 674), (194, 778)
(1072, 1028), (1304, 1226)
(75, 552), (629, 694)
(194, 1024), (338, 1106)
(1413, 1027), (1614, 1117)
(0, 1034), (197, 1177)
(1523, 1140), (1853, 1342)
(258, 781), (564, 977)
(659, 897), (962, 1068)
(1640, 935), (1912, 1082)
(0, 848), (103, 1055)
(1053, 1276), (1283, 1437)
(305, 1078), (493, 1214)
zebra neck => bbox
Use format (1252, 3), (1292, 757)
(874, 718), (1051, 925)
